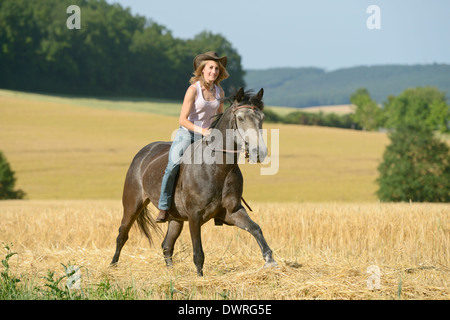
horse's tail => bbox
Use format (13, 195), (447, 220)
(136, 199), (163, 245)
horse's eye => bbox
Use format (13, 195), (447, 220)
(238, 116), (244, 122)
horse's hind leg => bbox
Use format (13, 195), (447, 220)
(224, 207), (277, 268)
(161, 220), (184, 267)
(110, 198), (148, 266)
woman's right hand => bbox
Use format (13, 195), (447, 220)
(202, 128), (211, 136)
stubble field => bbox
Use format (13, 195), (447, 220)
(1, 200), (448, 299)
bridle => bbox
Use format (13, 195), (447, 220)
(205, 105), (260, 155)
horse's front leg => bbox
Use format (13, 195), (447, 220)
(161, 220), (184, 267)
(224, 206), (277, 268)
(188, 216), (204, 276)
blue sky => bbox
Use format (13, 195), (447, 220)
(105, 0), (450, 70)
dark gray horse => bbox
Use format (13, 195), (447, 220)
(110, 88), (277, 276)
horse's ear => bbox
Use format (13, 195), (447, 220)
(236, 88), (245, 102)
(256, 88), (264, 100)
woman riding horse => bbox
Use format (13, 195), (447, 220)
(156, 51), (229, 223)
(110, 53), (276, 276)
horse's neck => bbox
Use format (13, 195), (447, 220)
(216, 112), (236, 146)
(201, 115), (240, 168)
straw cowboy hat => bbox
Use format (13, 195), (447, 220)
(193, 51), (228, 70)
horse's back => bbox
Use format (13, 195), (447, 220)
(123, 141), (171, 202)
(134, 140), (171, 161)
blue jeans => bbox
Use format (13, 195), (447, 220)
(158, 127), (202, 210)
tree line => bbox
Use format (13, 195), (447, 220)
(0, 0), (245, 99)
(265, 86), (449, 135)
(264, 108), (361, 130)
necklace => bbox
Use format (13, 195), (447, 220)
(205, 82), (214, 93)
(203, 83), (215, 102)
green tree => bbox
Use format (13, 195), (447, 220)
(350, 88), (384, 131)
(383, 87), (449, 133)
(128, 20), (176, 97)
(0, 151), (25, 200)
(376, 126), (450, 202)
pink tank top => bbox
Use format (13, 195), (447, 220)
(187, 81), (221, 129)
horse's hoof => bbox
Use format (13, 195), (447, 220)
(264, 261), (278, 268)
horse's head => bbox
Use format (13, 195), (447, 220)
(230, 88), (267, 163)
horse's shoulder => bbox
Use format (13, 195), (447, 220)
(223, 165), (243, 188)
(229, 165), (243, 178)
(220, 166), (243, 211)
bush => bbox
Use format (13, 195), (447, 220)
(263, 108), (283, 123)
(376, 126), (450, 202)
(0, 151), (25, 200)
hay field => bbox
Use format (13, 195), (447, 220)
(0, 89), (388, 202)
(0, 200), (448, 299)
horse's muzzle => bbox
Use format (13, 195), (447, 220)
(248, 144), (267, 163)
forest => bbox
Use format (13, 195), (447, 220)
(0, 0), (245, 99)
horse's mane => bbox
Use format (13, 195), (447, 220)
(210, 89), (264, 129)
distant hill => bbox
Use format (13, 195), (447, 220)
(244, 64), (450, 108)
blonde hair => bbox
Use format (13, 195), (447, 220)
(189, 60), (229, 88)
